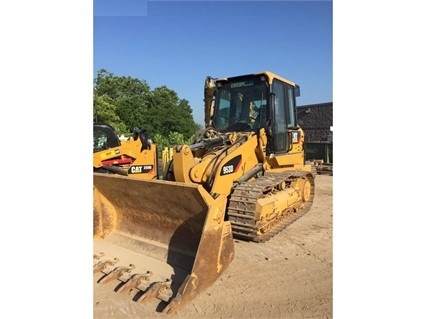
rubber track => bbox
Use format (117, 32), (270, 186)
(227, 171), (315, 243)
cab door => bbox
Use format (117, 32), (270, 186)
(271, 79), (298, 154)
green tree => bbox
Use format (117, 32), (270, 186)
(144, 86), (199, 140)
(93, 69), (199, 141)
(94, 69), (150, 99)
(93, 94), (127, 133)
(93, 69), (150, 134)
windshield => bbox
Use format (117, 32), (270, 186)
(93, 130), (109, 152)
(93, 124), (121, 152)
(212, 77), (269, 132)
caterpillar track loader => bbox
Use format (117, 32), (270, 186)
(93, 71), (314, 315)
(93, 123), (158, 179)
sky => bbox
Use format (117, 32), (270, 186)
(1, 1), (426, 319)
(94, 0), (332, 126)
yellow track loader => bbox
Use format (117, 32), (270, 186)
(93, 123), (158, 179)
(93, 71), (315, 315)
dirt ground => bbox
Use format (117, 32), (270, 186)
(94, 174), (333, 319)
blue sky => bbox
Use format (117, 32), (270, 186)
(94, 0), (332, 126)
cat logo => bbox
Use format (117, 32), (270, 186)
(129, 165), (153, 174)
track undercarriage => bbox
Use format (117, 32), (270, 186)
(228, 171), (315, 242)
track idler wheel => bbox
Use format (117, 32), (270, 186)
(301, 178), (312, 202)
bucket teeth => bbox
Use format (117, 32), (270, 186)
(99, 264), (136, 284)
(136, 278), (173, 303)
(93, 252), (105, 261)
(93, 258), (119, 274)
(162, 295), (184, 315)
(116, 271), (153, 293)
(157, 285), (173, 302)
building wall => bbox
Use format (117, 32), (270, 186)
(297, 102), (333, 142)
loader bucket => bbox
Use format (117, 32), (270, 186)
(93, 173), (234, 314)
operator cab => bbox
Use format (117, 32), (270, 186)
(93, 123), (121, 152)
(210, 72), (300, 155)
